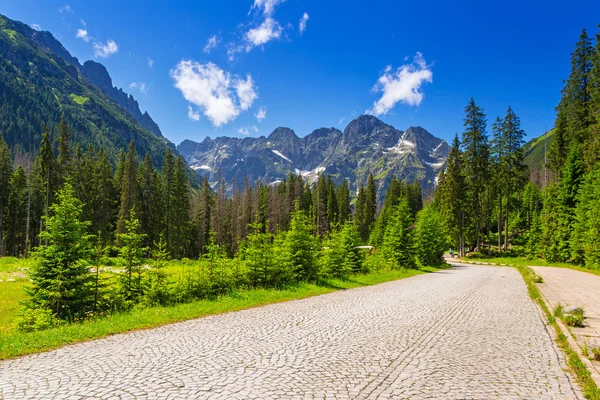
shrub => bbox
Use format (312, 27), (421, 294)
(555, 304), (585, 327)
(15, 307), (61, 332)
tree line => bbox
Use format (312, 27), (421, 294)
(434, 26), (600, 270)
(0, 117), (448, 329)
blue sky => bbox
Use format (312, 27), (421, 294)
(2, 0), (600, 145)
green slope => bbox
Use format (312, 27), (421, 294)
(523, 129), (555, 172)
(0, 14), (174, 168)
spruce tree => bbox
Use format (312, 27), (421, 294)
(6, 166), (28, 256)
(439, 135), (467, 256)
(283, 205), (317, 281)
(169, 156), (191, 258)
(571, 162), (600, 267)
(116, 142), (139, 235)
(461, 98), (489, 249)
(0, 134), (12, 255)
(117, 209), (147, 303)
(336, 178), (351, 225)
(414, 206), (447, 267)
(27, 182), (93, 321)
(382, 200), (416, 269)
(56, 116), (73, 183)
(38, 125), (56, 239)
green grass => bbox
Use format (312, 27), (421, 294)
(69, 93), (89, 105)
(0, 267), (438, 360)
(1, 28), (17, 43)
(0, 280), (28, 335)
(517, 265), (600, 399)
(463, 255), (600, 277)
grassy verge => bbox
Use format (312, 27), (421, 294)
(463, 256), (600, 277)
(517, 265), (600, 399)
(0, 267), (437, 360)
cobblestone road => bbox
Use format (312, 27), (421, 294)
(0, 265), (582, 399)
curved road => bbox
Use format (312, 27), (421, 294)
(0, 264), (582, 399)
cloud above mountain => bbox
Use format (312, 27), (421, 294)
(367, 52), (433, 115)
(93, 39), (118, 58)
(171, 60), (258, 127)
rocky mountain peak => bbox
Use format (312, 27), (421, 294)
(268, 127), (299, 143)
(81, 61), (113, 92)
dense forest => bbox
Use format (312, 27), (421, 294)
(435, 28), (600, 270)
(0, 113), (444, 328)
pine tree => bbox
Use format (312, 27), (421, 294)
(499, 107), (527, 251)
(336, 178), (351, 225)
(56, 116), (72, 183)
(116, 142), (139, 235)
(544, 144), (585, 262)
(525, 211), (543, 259)
(117, 209), (147, 303)
(168, 156), (191, 258)
(144, 235), (171, 306)
(563, 30), (595, 146)
(571, 162), (600, 267)
(354, 185), (367, 241)
(240, 220), (276, 287)
(6, 166), (28, 256)
(27, 182), (93, 321)
(414, 206), (447, 267)
(461, 98), (490, 249)
(91, 147), (117, 244)
(38, 125), (56, 241)
(365, 173), (377, 234)
(0, 133), (12, 255)
(439, 135), (467, 256)
(283, 205), (317, 281)
(195, 177), (213, 255)
(382, 200), (416, 269)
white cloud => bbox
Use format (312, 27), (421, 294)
(59, 5), (73, 13)
(204, 35), (219, 53)
(171, 60), (258, 127)
(367, 52), (433, 116)
(31, 24), (41, 31)
(76, 29), (89, 42)
(252, 125), (259, 132)
(299, 13), (309, 35)
(188, 105), (201, 121)
(245, 17), (282, 49)
(93, 39), (118, 58)
(236, 75), (258, 110)
(338, 117), (346, 126)
(147, 57), (154, 68)
(129, 82), (148, 94)
(80, 19), (86, 26)
(250, 0), (284, 16)
(238, 127), (250, 135)
(255, 106), (267, 122)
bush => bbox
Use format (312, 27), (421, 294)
(555, 304), (585, 327)
(15, 307), (62, 332)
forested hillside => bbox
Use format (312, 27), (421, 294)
(0, 13), (172, 166)
(434, 28), (600, 270)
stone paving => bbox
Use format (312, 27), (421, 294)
(534, 266), (600, 382)
(0, 265), (582, 399)
(533, 266), (600, 342)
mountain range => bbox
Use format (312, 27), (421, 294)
(1, 12), (449, 198)
(178, 115), (450, 198)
